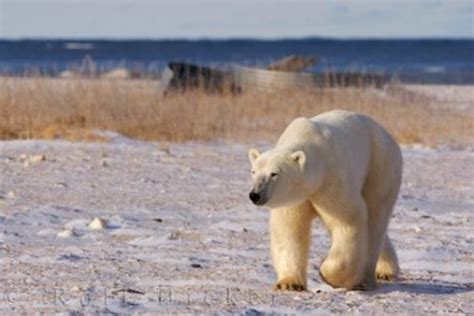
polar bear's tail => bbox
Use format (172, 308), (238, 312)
(376, 236), (399, 280)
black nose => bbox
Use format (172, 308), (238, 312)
(249, 191), (260, 203)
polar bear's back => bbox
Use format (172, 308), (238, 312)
(278, 110), (373, 148)
(310, 110), (398, 148)
(311, 109), (359, 124)
(310, 110), (374, 134)
(315, 110), (401, 189)
(277, 110), (401, 192)
(277, 109), (399, 156)
(309, 109), (401, 161)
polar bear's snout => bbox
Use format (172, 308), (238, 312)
(249, 190), (267, 205)
(249, 175), (271, 205)
(249, 191), (261, 203)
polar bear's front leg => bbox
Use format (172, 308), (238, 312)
(270, 201), (316, 291)
(316, 196), (370, 290)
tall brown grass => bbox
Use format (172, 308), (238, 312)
(0, 77), (472, 145)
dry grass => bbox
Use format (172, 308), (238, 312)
(0, 77), (472, 146)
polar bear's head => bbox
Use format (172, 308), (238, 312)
(248, 148), (309, 208)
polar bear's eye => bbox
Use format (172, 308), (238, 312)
(251, 170), (256, 174)
(270, 172), (278, 178)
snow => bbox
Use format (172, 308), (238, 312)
(401, 85), (474, 113)
(0, 138), (473, 314)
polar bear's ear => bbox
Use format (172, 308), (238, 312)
(291, 151), (306, 169)
(248, 148), (260, 164)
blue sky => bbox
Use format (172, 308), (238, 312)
(0, 0), (472, 39)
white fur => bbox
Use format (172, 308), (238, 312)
(249, 110), (402, 290)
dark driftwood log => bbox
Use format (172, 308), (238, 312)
(166, 62), (239, 93)
(163, 62), (387, 94)
(232, 66), (387, 90)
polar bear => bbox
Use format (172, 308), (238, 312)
(248, 110), (401, 291)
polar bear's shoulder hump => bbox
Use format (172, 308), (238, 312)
(284, 117), (319, 135)
(311, 110), (361, 123)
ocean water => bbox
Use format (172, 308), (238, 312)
(0, 38), (473, 84)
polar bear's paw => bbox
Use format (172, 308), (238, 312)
(376, 270), (396, 281)
(272, 277), (306, 291)
(375, 259), (399, 281)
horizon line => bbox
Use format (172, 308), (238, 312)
(1, 36), (473, 42)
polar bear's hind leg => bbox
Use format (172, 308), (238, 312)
(361, 124), (402, 287)
(317, 194), (369, 290)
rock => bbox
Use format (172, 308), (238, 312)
(59, 70), (80, 79)
(57, 229), (76, 238)
(167, 231), (180, 240)
(29, 154), (46, 163)
(6, 191), (15, 198)
(19, 154), (46, 166)
(100, 160), (108, 167)
(101, 68), (130, 80)
(88, 217), (108, 230)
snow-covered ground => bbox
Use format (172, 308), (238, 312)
(400, 84), (474, 113)
(0, 137), (473, 314)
